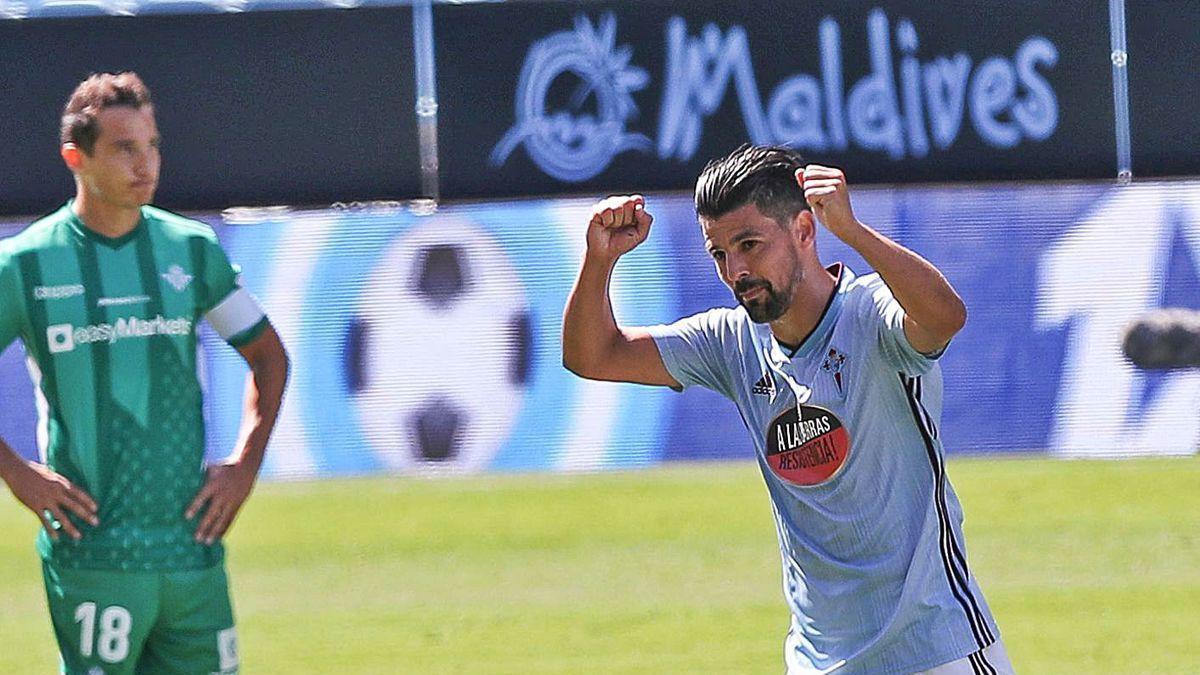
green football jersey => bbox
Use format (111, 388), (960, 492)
(0, 203), (266, 571)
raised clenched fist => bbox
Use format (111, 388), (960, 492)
(586, 194), (654, 262)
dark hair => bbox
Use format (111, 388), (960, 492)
(694, 144), (809, 226)
(60, 72), (153, 154)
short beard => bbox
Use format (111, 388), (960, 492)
(735, 279), (793, 323)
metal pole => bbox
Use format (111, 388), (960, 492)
(1109, 0), (1132, 184)
(412, 0), (440, 212)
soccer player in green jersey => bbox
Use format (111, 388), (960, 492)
(0, 72), (289, 674)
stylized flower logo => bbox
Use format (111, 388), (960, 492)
(491, 13), (652, 182)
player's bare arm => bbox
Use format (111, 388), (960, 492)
(799, 165), (967, 354)
(187, 324), (289, 544)
(562, 195), (679, 387)
(0, 437), (98, 541)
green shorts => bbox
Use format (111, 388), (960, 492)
(42, 560), (238, 675)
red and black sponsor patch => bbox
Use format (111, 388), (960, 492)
(766, 404), (851, 486)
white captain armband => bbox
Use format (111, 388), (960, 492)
(205, 286), (268, 343)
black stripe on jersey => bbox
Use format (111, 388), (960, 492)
(910, 376), (993, 645)
(899, 374), (995, 650)
(734, 406), (753, 433)
(905, 374), (995, 647)
(188, 237), (209, 312)
(906, 374), (995, 646)
(17, 253), (54, 366)
(981, 649), (998, 675)
(17, 252), (75, 469)
(134, 228), (163, 317)
(77, 242), (116, 492)
(914, 378), (939, 440)
(969, 650), (998, 675)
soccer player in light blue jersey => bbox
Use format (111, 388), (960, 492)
(563, 145), (1013, 674)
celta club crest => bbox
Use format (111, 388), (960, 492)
(490, 13), (652, 182)
(821, 347), (847, 394)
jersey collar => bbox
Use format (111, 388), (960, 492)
(772, 263), (853, 361)
(63, 200), (148, 249)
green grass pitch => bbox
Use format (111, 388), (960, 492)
(1, 456), (1197, 673)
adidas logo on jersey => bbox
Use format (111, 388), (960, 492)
(752, 371), (777, 397)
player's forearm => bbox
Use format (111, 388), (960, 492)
(233, 343), (289, 472)
(838, 222), (967, 341)
(0, 436), (27, 486)
(562, 254), (623, 376)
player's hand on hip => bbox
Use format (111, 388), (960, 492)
(6, 460), (98, 541)
(186, 460), (259, 545)
(586, 195), (654, 263)
(798, 165), (859, 236)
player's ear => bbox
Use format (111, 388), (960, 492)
(61, 143), (84, 171)
(791, 209), (816, 248)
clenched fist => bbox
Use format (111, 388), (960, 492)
(798, 165), (858, 235)
(586, 195), (654, 263)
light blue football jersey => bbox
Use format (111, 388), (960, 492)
(647, 265), (998, 675)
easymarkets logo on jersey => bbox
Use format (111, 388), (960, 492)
(46, 315), (193, 354)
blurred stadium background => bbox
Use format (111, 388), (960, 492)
(2, 0), (1198, 671)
